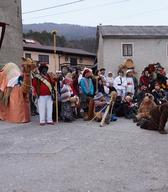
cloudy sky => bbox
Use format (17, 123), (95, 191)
(22, 0), (168, 26)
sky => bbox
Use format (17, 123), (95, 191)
(22, 0), (168, 26)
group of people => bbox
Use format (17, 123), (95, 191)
(1, 59), (168, 134)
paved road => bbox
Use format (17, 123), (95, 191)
(0, 117), (168, 192)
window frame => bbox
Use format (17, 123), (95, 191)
(70, 57), (77, 66)
(121, 43), (134, 57)
(38, 54), (49, 64)
(25, 52), (31, 59)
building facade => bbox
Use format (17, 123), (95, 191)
(0, 0), (23, 65)
(97, 25), (168, 76)
(23, 39), (96, 73)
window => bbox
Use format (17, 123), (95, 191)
(79, 57), (83, 63)
(38, 54), (49, 63)
(65, 56), (69, 62)
(25, 53), (31, 58)
(70, 57), (77, 66)
(122, 44), (133, 57)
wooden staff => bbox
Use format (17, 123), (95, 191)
(100, 91), (116, 127)
(88, 103), (108, 123)
(52, 30), (58, 123)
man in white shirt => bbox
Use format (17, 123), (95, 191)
(114, 70), (127, 99)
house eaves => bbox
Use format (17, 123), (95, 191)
(23, 43), (96, 58)
(98, 25), (168, 39)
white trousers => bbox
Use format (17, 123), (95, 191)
(38, 96), (53, 123)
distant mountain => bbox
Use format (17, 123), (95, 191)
(23, 23), (97, 40)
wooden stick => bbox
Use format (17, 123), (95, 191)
(52, 30), (59, 123)
(55, 81), (59, 123)
(88, 104), (108, 123)
(100, 91), (116, 127)
(100, 103), (111, 127)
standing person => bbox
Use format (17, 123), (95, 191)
(60, 73), (79, 122)
(32, 63), (56, 125)
(106, 71), (114, 88)
(114, 70), (127, 99)
(139, 70), (150, 88)
(99, 68), (107, 82)
(125, 69), (135, 96)
(79, 68), (94, 120)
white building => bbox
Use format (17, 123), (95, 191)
(97, 25), (168, 76)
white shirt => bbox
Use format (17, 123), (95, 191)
(114, 76), (127, 91)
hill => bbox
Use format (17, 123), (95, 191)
(23, 23), (97, 40)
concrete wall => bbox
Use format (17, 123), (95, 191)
(97, 33), (104, 69)
(0, 0), (23, 65)
(98, 38), (168, 77)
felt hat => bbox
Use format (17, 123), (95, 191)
(94, 92), (104, 100)
(99, 68), (106, 71)
(126, 69), (133, 74)
(82, 68), (92, 77)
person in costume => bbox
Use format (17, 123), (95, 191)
(93, 92), (107, 122)
(0, 58), (36, 123)
(139, 70), (150, 88)
(152, 82), (167, 105)
(140, 102), (168, 134)
(60, 73), (79, 122)
(79, 68), (94, 120)
(125, 69), (135, 96)
(32, 63), (56, 125)
(106, 71), (114, 88)
(114, 70), (127, 99)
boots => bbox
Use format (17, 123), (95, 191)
(83, 112), (89, 121)
(159, 129), (168, 134)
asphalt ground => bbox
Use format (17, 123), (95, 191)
(0, 117), (168, 192)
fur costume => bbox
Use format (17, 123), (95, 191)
(140, 102), (168, 134)
(135, 93), (156, 122)
(0, 58), (37, 123)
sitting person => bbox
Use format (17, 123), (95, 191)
(94, 91), (117, 123)
(135, 84), (148, 106)
(93, 92), (107, 122)
(113, 95), (125, 117)
(134, 93), (156, 123)
(140, 102), (168, 134)
(152, 82), (167, 105)
(122, 94), (137, 119)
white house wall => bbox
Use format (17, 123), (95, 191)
(101, 38), (168, 77)
(97, 34), (104, 69)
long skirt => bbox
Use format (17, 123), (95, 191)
(60, 101), (74, 121)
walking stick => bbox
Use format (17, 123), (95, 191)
(55, 81), (59, 123)
(52, 30), (59, 123)
(88, 103), (108, 123)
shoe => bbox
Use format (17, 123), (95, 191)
(63, 118), (72, 122)
(47, 122), (54, 125)
(159, 129), (168, 134)
(133, 117), (138, 123)
(40, 123), (45, 126)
